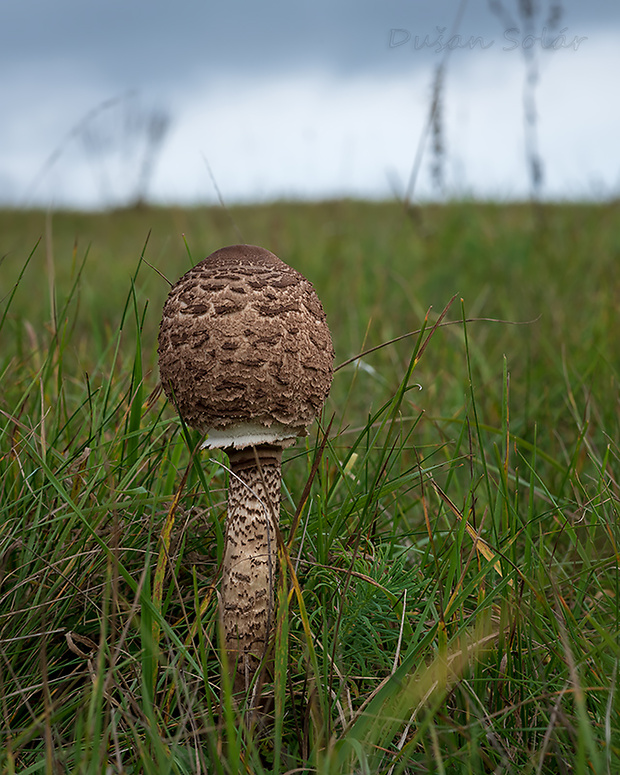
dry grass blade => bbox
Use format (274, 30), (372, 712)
(429, 477), (515, 588)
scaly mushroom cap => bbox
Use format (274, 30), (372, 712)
(158, 244), (334, 448)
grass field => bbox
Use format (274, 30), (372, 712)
(1, 200), (619, 773)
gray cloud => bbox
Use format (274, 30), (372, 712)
(1, 0), (618, 206)
(3, 0), (615, 89)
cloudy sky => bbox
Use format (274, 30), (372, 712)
(1, 0), (619, 208)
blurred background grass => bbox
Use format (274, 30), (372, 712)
(3, 200), (619, 447)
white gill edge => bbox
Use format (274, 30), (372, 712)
(200, 421), (303, 450)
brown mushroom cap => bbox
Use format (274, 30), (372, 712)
(158, 244), (334, 448)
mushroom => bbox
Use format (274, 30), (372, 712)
(158, 244), (334, 692)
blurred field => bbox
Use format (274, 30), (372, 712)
(1, 200), (619, 773)
(3, 201), (619, 431)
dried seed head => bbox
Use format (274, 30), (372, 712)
(158, 244), (334, 448)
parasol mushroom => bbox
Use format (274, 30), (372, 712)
(158, 244), (334, 692)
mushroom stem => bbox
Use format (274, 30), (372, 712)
(222, 444), (282, 692)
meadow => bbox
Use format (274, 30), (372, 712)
(1, 200), (619, 773)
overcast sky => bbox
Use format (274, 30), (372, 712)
(1, 0), (619, 208)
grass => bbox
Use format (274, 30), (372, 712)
(1, 199), (619, 773)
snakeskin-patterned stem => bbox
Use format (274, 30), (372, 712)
(221, 445), (282, 693)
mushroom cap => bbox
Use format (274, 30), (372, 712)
(158, 244), (334, 449)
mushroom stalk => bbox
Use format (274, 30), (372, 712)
(222, 445), (282, 692)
